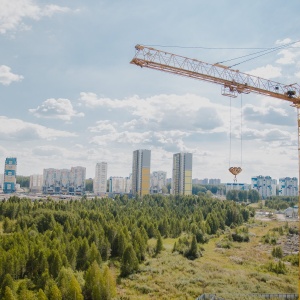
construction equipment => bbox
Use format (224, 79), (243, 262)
(130, 44), (300, 188)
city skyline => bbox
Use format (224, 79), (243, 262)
(0, 1), (299, 183)
(1, 156), (298, 186)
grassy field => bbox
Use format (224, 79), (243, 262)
(116, 219), (298, 299)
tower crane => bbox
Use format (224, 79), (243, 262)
(130, 44), (300, 195)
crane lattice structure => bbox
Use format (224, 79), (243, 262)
(130, 44), (300, 199)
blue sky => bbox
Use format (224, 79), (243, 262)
(1, 0), (300, 183)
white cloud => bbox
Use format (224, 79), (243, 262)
(275, 41), (300, 65)
(246, 64), (281, 79)
(90, 131), (152, 146)
(0, 116), (76, 140)
(243, 104), (295, 126)
(242, 127), (294, 143)
(275, 38), (292, 45)
(88, 120), (117, 133)
(0, 65), (23, 85)
(29, 98), (84, 121)
(80, 93), (225, 131)
(0, 0), (72, 34)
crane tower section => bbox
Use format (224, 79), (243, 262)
(130, 45), (300, 105)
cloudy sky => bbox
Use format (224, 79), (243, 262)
(1, 0), (300, 183)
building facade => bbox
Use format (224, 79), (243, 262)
(43, 166), (86, 195)
(278, 177), (298, 196)
(251, 175), (276, 199)
(172, 152), (192, 195)
(4, 158), (17, 194)
(30, 174), (43, 193)
(69, 166), (86, 195)
(132, 149), (151, 196)
(225, 182), (250, 193)
(150, 171), (167, 194)
(124, 173), (132, 194)
(94, 162), (107, 195)
(109, 176), (125, 193)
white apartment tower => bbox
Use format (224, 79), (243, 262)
(172, 152), (192, 195)
(94, 162), (107, 195)
(109, 176), (125, 193)
(251, 175), (276, 199)
(69, 166), (86, 195)
(278, 177), (298, 196)
(30, 174), (43, 193)
(151, 171), (167, 194)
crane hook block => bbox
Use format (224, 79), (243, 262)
(229, 167), (242, 176)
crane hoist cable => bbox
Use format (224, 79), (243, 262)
(228, 94), (243, 183)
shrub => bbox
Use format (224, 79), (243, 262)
(272, 246), (283, 259)
(266, 260), (287, 274)
(283, 254), (299, 266)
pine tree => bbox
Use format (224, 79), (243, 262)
(120, 245), (139, 277)
(3, 287), (16, 300)
(37, 289), (48, 300)
(84, 261), (103, 300)
(88, 242), (102, 266)
(57, 267), (83, 300)
(1, 274), (14, 298)
(48, 250), (62, 279)
(102, 265), (116, 300)
(47, 282), (62, 300)
(186, 235), (200, 260)
(155, 232), (163, 256)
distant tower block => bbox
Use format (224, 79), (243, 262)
(4, 157), (17, 194)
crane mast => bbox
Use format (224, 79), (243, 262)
(130, 44), (300, 202)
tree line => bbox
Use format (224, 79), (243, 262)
(0, 194), (252, 299)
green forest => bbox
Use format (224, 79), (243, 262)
(0, 194), (253, 299)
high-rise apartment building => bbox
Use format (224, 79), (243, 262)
(132, 149), (151, 196)
(69, 166), (86, 195)
(278, 177), (298, 196)
(150, 171), (167, 194)
(172, 152), (192, 195)
(94, 162), (107, 195)
(109, 176), (125, 193)
(251, 175), (276, 199)
(30, 174), (43, 193)
(225, 183), (250, 193)
(124, 173), (132, 194)
(43, 166), (86, 195)
(4, 158), (17, 194)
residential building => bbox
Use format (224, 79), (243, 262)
(172, 152), (192, 195)
(43, 168), (57, 194)
(94, 162), (107, 195)
(278, 177), (298, 196)
(43, 166), (86, 195)
(225, 183), (250, 193)
(124, 173), (132, 194)
(30, 174), (43, 193)
(69, 166), (86, 195)
(4, 157), (17, 194)
(209, 178), (221, 185)
(60, 169), (70, 194)
(132, 149), (151, 196)
(251, 175), (276, 199)
(150, 171), (167, 194)
(109, 176), (125, 193)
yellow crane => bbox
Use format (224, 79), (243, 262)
(130, 44), (300, 288)
(130, 44), (300, 193)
